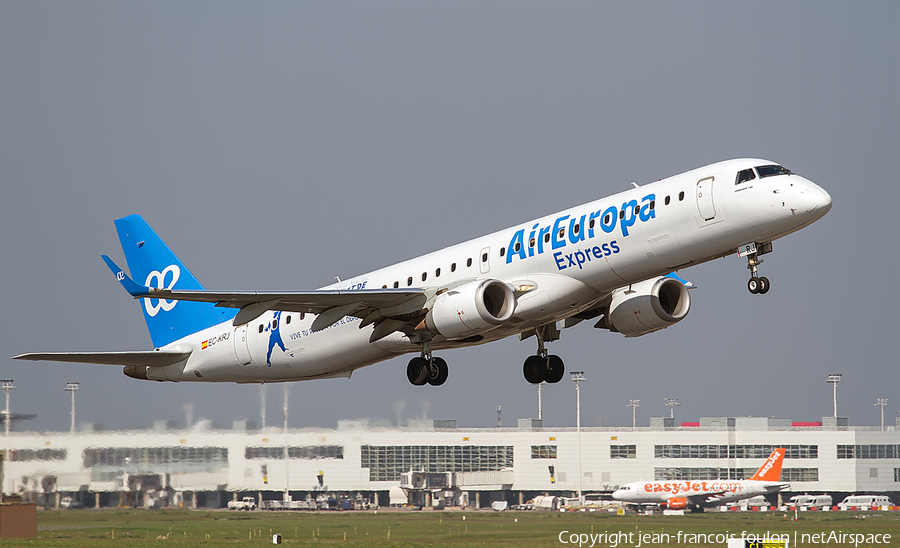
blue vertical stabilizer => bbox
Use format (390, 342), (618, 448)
(114, 214), (236, 348)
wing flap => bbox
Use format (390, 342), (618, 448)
(12, 350), (191, 367)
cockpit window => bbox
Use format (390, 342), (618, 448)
(756, 164), (791, 178)
(735, 168), (756, 185)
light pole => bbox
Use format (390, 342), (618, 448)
(537, 382), (545, 421)
(64, 382), (79, 433)
(570, 371), (587, 505)
(627, 400), (640, 429)
(283, 384), (290, 502)
(875, 398), (888, 431)
(826, 374), (842, 417)
(2, 380), (16, 439)
(664, 397), (680, 419)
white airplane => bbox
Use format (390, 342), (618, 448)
(14, 159), (831, 385)
(611, 447), (790, 510)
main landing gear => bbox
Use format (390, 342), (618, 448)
(407, 347), (448, 387)
(745, 244), (771, 295)
(522, 326), (565, 384)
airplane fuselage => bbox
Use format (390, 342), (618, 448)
(142, 158), (831, 382)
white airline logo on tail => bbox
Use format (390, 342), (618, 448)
(144, 265), (180, 316)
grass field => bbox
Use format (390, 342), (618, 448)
(10, 508), (900, 547)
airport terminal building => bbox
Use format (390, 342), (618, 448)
(1, 416), (898, 508)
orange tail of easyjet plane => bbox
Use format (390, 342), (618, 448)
(748, 448), (785, 481)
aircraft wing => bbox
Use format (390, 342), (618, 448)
(101, 255), (427, 330)
(688, 492), (730, 507)
(12, 350), (191, 367)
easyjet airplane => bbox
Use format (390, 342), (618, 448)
(611, 447), (790, 510)
(15, 159), (831, 385)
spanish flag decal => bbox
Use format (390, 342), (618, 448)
(201, 340), (208, 350)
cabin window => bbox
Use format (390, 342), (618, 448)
(451, 263), (457, 272)
(421, 272), (427, 282)
(529, 237), (535, 247)
(736, 168), (756, 185)
(467, 258), (473, 267)
(300, 313), (305, 320)
(286, 316), (291, 325)
(407, 277), (413, 286)
(633, 206), (640, 215)
(604, 213), (611, 224)
(481, 253), (488, 263)
(756, 164), (791, 178)
(393, 281), (399, 288)
(544, 233), (550, 243)
(665, 196), (671, 205)
(573, 224), (580, 235)
(500, 247), (505, 257)
(678, 191), (685, 201)
(272, 319), (278, 329)
(589, 219), (595, 230)
(435, 268), (441, 277)
(619, 209), (625, 220)
(259, 325), (264, 333)
(514, 242), (521, 252)
(650, 200), (655, 209)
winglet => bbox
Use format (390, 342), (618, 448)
(749, 448), (785, 481)
(101, 255), (151, 297)
(665, 272), (696, 289)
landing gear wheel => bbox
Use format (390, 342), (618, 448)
(427, 357), (449, 386)
(748, 277), (760, 294)
(758, 276), (770, 294)
(407, 357), (429, 386)
(523, 355), (547, 384)
(545, 355), (565, 383)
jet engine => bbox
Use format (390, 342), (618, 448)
(665, 497), (688, 510)
(604, 276), (691, 337)
(425, 279), (516, 339)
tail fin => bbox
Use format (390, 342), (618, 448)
(749, 448), (785, 481)
(114, 214), (236, 348)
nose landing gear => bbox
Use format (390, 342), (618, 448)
(743, 242), (772, 295)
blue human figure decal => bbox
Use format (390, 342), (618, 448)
(265, 311), (287, 366)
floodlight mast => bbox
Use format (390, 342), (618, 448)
(875, 398), (888, 431)
(627, 400), (640, 429)
(826, 374), (842, 417)
(664, 397), (680, 419)
(2, 380), (16, 471)
(64, 382), (79, 433)
(570, 371), (587, 505)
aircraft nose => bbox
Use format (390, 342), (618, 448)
(799, 179), (832, 217)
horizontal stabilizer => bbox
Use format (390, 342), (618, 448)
(12, 350), (191, 367)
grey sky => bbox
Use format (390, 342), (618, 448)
(1, 1), (897, 433)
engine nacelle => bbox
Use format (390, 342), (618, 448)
(606, 276), (691, 337)
(426, 279), (516, 339)
(665, 497), (688, 510)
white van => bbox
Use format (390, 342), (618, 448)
(788, 494), (832, 509)
(838, 495), (892, 510)
(728, 495), (771, 509)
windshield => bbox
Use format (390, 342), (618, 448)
(755, 164), (792, 178)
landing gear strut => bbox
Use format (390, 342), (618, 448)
(407, 346), (448, 387)
(522, 325), (565, 384)
(745, 246), (770, 295)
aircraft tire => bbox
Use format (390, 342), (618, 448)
(407, 357), (429, 386)
(545, 355), (565, 383)
(427, 357), (449, 386)
(748, 278), (760, 294)
(523, 355), (547, 384)
(758, 276), (770, 294)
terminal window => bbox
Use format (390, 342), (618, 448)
(244, 445), (343, 460)
(360, 445), (513, 482)
(10, 448), (66, 462)
(655, 444), (817, 459)
(610, 445), (636, 459)
(531, 445), (557, 459)
(82, 446), (228, 471)
(654, 467), (818, 482)
(837, 444), (899, 459)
